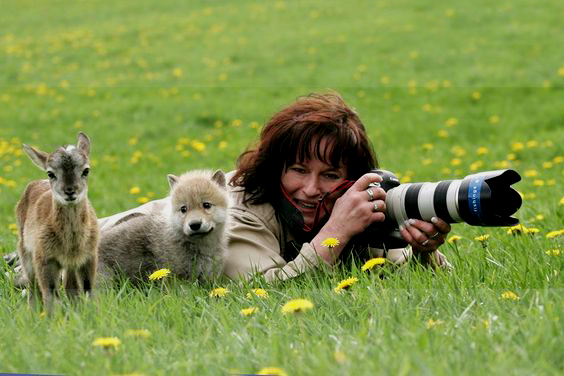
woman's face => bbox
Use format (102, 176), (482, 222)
(281, 153), (347, 229)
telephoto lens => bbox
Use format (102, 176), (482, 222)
(374, 169), (522, 227)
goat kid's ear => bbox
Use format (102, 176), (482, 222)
(167, 174), (179, 189)
(23, 144), (49, 171)
(77, 132), (91, 156)
(211, 170), (226, 187)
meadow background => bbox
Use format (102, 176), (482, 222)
(0, 0), (563, 374)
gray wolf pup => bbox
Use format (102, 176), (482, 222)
(97, 170), (229, 283)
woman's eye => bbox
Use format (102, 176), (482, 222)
(324, 173), (341, 180)
(47, 171), (56, 180)
(290, 167), (306, 173)
(180, 205), (187, 213)
(203, 202), (212, 209)
(82, 168), (90, 177)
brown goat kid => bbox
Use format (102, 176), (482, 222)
(16, 132), (99, 313)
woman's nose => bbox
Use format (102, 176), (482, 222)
(302, 175), (322, 197)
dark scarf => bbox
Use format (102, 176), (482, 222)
(274, 180), (355, 245)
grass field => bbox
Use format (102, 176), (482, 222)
(0, 0), (563, 375)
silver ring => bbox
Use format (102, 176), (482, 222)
(366, 188), (375, 201)
(430, 232), (441, 239)
(373, 201), (379, 212)
(422, 239), (430, 246)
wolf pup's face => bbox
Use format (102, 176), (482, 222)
(167, 170), (229, 238)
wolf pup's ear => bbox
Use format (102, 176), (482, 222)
(167, 174), (179, 189)
(23, 144), (49, 171)
(211, 170), (226, 187)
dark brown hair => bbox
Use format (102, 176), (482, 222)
(231, 92), (378, 204)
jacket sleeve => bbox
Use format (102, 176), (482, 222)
(98, 198), (170, 232)
(223, 205), (330, 282)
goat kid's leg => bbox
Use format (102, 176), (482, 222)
(35, 258), (61, 314)
(79, 258), (97, 297)
(64, 269), (81, 300)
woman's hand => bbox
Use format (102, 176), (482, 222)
(322, 172), (387, 242)
(399, 217), (451, 253)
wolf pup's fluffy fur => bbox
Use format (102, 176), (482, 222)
(98, 170), (229, 283)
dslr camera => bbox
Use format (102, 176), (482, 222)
(360, 169), (523, 249)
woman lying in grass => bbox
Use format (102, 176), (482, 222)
(6, 92), (451, 282)
(221, 92), (451, 280)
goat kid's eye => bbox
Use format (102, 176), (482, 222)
(47, 171), (56, 180)
(203, 202), (212, 209)
(82, 168), (90, 177)
(180, 205), (188, 213)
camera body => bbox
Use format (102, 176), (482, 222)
(359, 169), (523, 249)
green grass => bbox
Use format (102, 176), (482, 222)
(0, 0), (562, 374)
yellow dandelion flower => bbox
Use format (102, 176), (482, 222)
(545, 249), (560, 256)
(172, 67), (183, 78)
(137, 196), (149, 204)
(257, 367), (288, 376)
(524, 169), (538, 177)
(476, 146), (489, 155)
(231, 119), (243, 127)
(546, 229), (564, 239)
(438, 130), (449, 138)
(489, 115), (500, 124)
(506, 224), (527, 235)
(8, 223), (18, 235)
(421, 143), (434, 151)
(511, 142), (524, 151)
(148, 268), (171, 281)
(560, 197), (564, 205)
(218, 141), (228, 150)
(321, 237), (340, 248)
(240, 307), (258, 316)
(125, 329), (151, 338)
(525, 227), (540, 234)
(209, 287), (229, 298)
(447, 235), (462, 244)
(93, 337), (121, 349)
(128, 137), (138, 146)
(559, 67), (564, 77)
(334, 350), (347, 364)
(191, 140), (206, 152)
(450, 158), (462, 166)
(494, 160), (511, 169)
(129, 186), (141, 195)
(469, 160), (484, 171)
(552, 156), (563, 164)
(474, 234), (490, 242)
(506, 153), (517, 161)
(246, 288), (268, 299)
(471, 91), (481, 100)
(361, 257), (386, 271)
(500, 291), (520, 301)
(334, 277), (359, 294)
(281, 298), (314, 314)
(445, 117), (458, 127)
(426, 319), (444, 329)
(542, 161), (553, 169)
(526, 140), (539, 148)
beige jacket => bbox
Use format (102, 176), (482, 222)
(99, 171), (411, 282)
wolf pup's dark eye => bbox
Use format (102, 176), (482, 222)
(180, 205), (187, 213)
(82, 168), (90, 177)
(47, 171), (56, 180)
(203, 202), (212, 209)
